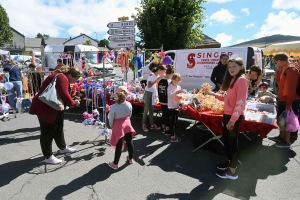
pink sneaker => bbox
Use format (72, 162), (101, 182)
(142, 124), (149, 132)
(108, 162), (118, 170)
(150, 124), (161, 130)
(127, 156), (134, 164)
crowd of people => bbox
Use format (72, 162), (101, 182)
(1, 51), (299, 181)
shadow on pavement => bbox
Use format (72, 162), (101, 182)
(45, 163), (128, 200)
(0, 145), (106, 188)
(0, 127), (41, 145)
(145, 130), (296, 200)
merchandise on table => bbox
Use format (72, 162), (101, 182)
(244, 102), (277, 124)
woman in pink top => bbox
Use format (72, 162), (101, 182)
(208, 58), (249, 180)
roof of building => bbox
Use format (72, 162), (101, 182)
(10, 27), (25, 38)
(45, 37), (68, 45)
(25, 38), (42, 48)
(195, 34), (221, 48)
(63, 33), (98, 44)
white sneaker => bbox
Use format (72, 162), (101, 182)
(45, 155), (62, 165)
(60, 146), (76, 154)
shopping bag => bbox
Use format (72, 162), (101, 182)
(38, 74), (64, 111)
(286, 110), (299, 132)
(277, 110), (287, 131)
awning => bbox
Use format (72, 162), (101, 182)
(263, 41), (300, 57)
(0, 49), (10, 55)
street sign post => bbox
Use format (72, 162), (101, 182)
(107, 28), (135, 35)
(107, 20), (135, 28)
(108, 41), (135, 49)
(108, 35), (135, 41)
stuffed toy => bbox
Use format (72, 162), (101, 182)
(152, 52), (161, 64)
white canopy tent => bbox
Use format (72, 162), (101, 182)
(0, 49), (9, 55)
(263, 41), (300, 57)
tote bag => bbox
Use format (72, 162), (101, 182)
(38, 73), (64, 111)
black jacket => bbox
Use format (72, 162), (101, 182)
(210, 62), (227, 91)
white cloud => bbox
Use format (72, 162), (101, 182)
(214, 33), (232, 47)
(208, 0), (233, 3)
(241, 8), (250, 15)
(1, 0), (140, 38)
(245, 22), (255, 29)
(235, 39), (249, 44)
(254, 11), (300, 38)
(210, 9), (236, 24)
(272, 0), (300, 10)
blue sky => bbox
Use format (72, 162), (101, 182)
(203, 0), (300, 46)
(2, 0), (300, 47)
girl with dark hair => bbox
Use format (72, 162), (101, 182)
(29, 66), (81, 164)
(142, 65), (166, 132)
(108, 86), (135, 169)
(158, 65), (174, 134)
(207, 58), (249, 180)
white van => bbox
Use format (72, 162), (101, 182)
(142, 47), (272, 90)
(44, 45), (115, 75)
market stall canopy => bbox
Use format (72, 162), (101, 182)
(0, 49), (9, 55)
(263, 41), (300, 56)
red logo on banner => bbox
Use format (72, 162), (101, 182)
(187, 53), (196, 68)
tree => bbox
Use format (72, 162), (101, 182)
(36, 33), (50, 38)
(98, 39), (109, 48)
(0, 4), (13, 46)
(132, 0), (206, 50)
(83, 39), (92, 45)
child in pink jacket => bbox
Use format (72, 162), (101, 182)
(208, 58), (249, 180)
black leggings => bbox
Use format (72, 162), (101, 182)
(161, 105), (169, 127)
(38, 111), (66, 158)
(222, 114), (243, 168)
(114, 133), (134, 165)
(169, 109), (179, 137)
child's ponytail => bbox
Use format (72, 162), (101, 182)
(117, 90), (127, 104)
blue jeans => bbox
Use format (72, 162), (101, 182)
(8, 81), (22, 108)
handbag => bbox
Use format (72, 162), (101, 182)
(38, 73), (64, 111)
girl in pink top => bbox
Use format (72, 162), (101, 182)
(208, 58), (249, 180)
(108, 86), (135, 170)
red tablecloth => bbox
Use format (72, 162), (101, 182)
(128, 100), (162, 110)
(181, 105), (277, 138)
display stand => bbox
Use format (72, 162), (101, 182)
(80, 60), (110, 146)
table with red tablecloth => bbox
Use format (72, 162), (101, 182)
(181, 105), (277, 139)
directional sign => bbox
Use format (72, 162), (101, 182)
(108, 41), (135, 49)
(107, 28), (135, 35)
(108, 35), (135, 41)
(107, 20), (135, 28)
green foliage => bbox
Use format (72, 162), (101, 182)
(0, 4), (13, 46)
(36, 33), (49, 38)
(99, 39), (109, 47)
(132, 0), (206, 50)
(83, 39), (92, 45)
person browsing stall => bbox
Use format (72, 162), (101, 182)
(142, 65), (166, 132)
(29, 66), (81, 164)
(269, 52), (300, 147)
(168, 73), (184, 142)
(108, 86), (135, 170)
(208, 58), (249, 180)
(247, 65), (263, 96)
(55, 59), (64, 70)
(3, 60), (23, 109)
(210, 54), (229, 92)
(158, 65), (174, 134)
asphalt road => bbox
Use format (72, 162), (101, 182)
(0, 68), (300, 200)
